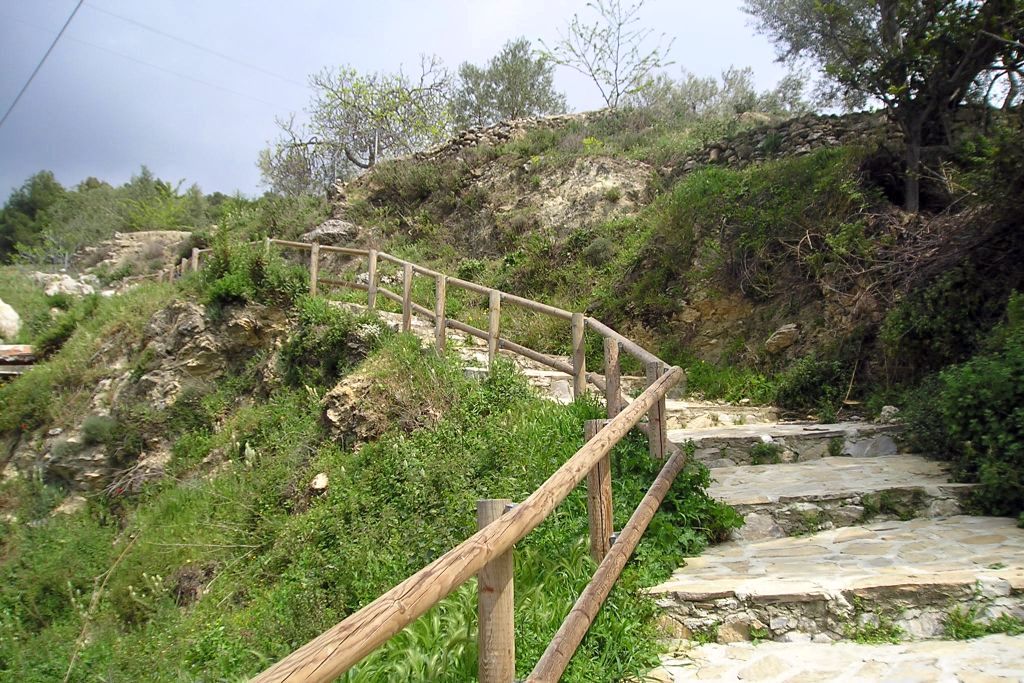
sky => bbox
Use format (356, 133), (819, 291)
(0, 0), (788, 198)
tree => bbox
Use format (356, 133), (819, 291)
(260, 56), (452, 195)
(744, 0), (1022, 212)
(541, 0), (675, 108)
(258, 115), (345, 196)
(451, 38), (567, 128)
(628, 67), (812, 119)
(0, 171), (65, 262)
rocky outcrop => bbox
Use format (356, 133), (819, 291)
(125, 301), (288, 410)
(412, 112), (599, 163)
(321, 356), (445, 446)
(31, 271), (97, 296)
(77, 230), (192, 277)
(301, 219), (360, 245)
(8, 301), (290, 491)
(0, 298), (20, 341)
(764, 323), (800, 354)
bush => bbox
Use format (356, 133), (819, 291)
(33, 294), (101, 357)
(81, 414), (118, 446)
(880, 262), (1008, 383)
(279, 297), (390, 388)
(904, 293), (1024, 517)
(200, 240), (307, 313)
(775, 353), (849, 418)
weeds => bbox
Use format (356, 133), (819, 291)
(944, 605), (1024, 640)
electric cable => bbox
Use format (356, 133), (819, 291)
(0, 0), (85, 130)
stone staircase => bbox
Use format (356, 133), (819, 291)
(645, 422), (1024, 682)
(348, 302), (1024, 679)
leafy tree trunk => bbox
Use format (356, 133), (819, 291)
(901, 114), (925, 214)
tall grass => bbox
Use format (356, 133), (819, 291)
(1, 334), (738, 681)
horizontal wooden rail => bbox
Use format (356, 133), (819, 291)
(446, 318), (488, 343)
(446, 275), (492, 296)
(500, 292), (573, 320)
(269, 238), (314, 250)
(376, 287), (403, 305)
(318, 245), (368, 256)
(376, 251), (408, 267)
(251, 367), (683, 683)
(412, 263), (441, 278)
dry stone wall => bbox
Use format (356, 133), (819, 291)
(672, 112), (893, 175)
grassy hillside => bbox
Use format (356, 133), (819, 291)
(0, 243), (739, 681)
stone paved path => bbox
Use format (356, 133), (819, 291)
(706, 456), (973, 538)
(709, 455), (969, 506)
(653, 516), (1024, 602)
(649, 633), (1024, 682)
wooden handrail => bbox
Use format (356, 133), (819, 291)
(193, 235), (687, 681)
(251, 367), (683, 682)
(528, 440), (689, 681)
(260, 240), (666, 371)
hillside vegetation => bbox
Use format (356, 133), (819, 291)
(3, 97), (1024, 683)
(0, 241), (739, 680)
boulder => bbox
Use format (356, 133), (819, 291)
(764, 323), (799, 354)
(0, 298), (20, 341)
(301, 219), (359, 245)
(876, 405), (900, 423)
(31, 272), (95, 296)
(309, 472), (329, 495)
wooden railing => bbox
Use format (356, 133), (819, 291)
(181, 238), (687, 682)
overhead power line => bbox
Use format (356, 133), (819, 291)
(85, 2), (308, 89)
(2, 14), (292, 111)
(0, 0), (84, 130)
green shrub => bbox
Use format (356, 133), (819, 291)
(903, 293), (1024, 517)
(749, 442), (782, 465)
(456, 258), (487, 281)
(775, 353), (848, 418)
(880, 263), (1007, 383)
(81, 414), (118, 446)
(200, 240), (307, 313)
(581, 237), (616, 267)
(944, 605), (1024, 640)
(279, 297), (390, 388)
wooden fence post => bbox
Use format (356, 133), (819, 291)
(367, 249), (378, 310)
(191, 247), (199, 272)
(401, 262), (413, 333)
(604, 338), (621, 419)
(585, 420), (613, 563)
(646, 362), (667, 460)
(477, 499), (515, 683)
(571, 313), (586, 399)
(434, 273), (447, 353)
(309, 243), (320, 296)
(488, 290), (501, 368)
(263, 236), (271, 255)
(180, 257), (188, 276)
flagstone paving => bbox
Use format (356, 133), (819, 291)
(651, 516), (1024, 643)
(706, 456), (974, 538)
(648, 633), (1024, 682)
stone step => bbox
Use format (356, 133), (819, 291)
(650, 633), (1024, 682)
(650, 516), (1024, 644)
(661, 401), (779, 430)
(669, 421), (902, 468)
(711, 455), (974, 540)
